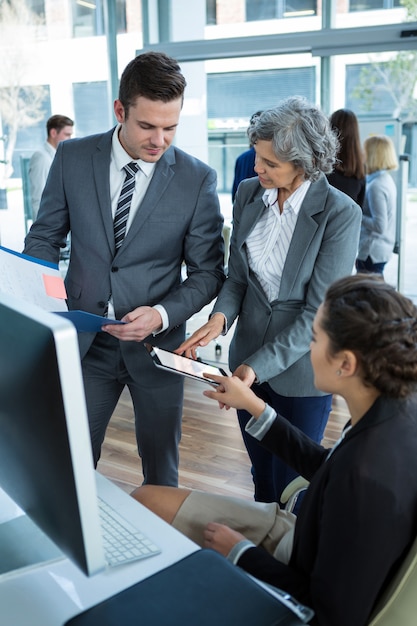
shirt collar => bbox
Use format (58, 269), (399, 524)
(112, 124), (156, 177)
(262, 180), (311, 216)
(45, 142), (56, 157)
(262, 188), (278, 208)
(366, 170), (385, 184)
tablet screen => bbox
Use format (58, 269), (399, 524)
(145, 344), (227, 384)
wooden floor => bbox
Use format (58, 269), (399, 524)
(98, 381), (350, 499)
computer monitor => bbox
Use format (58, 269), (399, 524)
(0, 292), (107, 576)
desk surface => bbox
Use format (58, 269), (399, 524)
(0, 473), (198, 626)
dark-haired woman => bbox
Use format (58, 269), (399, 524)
(327, 108), (366, 207)
(133, 274), (417, 626)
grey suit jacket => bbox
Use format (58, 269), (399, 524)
(28, 141), (55, 218)
(212, 174), (362, 397)
(24, 128), (225, 373)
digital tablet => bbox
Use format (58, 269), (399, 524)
(145, 344), (227, 386)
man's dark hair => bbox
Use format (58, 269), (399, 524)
(119, 51), (187, 112)
(46, 114), (74, 136)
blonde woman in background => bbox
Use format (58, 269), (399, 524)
(356, 134), (398, 276)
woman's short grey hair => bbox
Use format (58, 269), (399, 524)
(248, 96), (339, 182)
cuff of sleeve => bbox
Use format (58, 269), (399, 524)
(152, 305), (169, 335)
(246, 404), (277, 440)
(227, 539), (256, 565)
(209, 311), (228, 335)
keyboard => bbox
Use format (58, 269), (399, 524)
(98, 497), (161, 567)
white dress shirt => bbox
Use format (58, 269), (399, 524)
(110, 125), (156, 227)
(245, 181), (310, 302)
(107, 126), (169, 330)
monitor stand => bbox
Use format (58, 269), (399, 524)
(0, 515), (64, 577)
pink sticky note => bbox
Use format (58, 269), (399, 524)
(43, 274), (67, 299)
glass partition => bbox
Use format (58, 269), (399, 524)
(0, 0), (416, 298)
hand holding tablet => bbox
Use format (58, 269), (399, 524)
(145, 344), (227, 386)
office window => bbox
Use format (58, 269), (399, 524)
(349, 0), (402, 11)
(27, 0), (45, 18)
(207, 0), (217, 24)
(6, 86), (51, 178)
(346, 63), (397, 115)
(209, 131), (248, 194)
(72, 0), (104, 37)
(207, 67), (315, 119)
(245, 0), (316, 21)
(73, 82), (108, 135)
(114, 0), (128, 33)
(72, 0), (127, 37)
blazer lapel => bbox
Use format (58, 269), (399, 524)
(92, 129), (115, 253)
(236, 193), (265, 249)
(234, 189), (270, 303)
(278, 175), (329, 299)
(119, 148), (175, 254)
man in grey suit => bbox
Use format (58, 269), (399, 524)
(29, 114), (74, 219)
(23, 51), (225, 486)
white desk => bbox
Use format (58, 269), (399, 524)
(0, 474), (199, 626)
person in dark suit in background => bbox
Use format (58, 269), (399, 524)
(327, 108), (366, 207)
(176, 97), (361, 506)
(23, 51), (225, 486)
(231, 111), (263, 201)
(133, 274), (417, 626)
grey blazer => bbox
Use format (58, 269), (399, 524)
(24, 128), (225, 371)
(212, 174), (362, 397)
(358, 171), (397, 264)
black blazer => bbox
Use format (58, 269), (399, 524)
(326, 170), (366, 208)
(237, 394), (417, 626)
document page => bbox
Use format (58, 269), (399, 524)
(0, 246), (67, 312)
(0, 246), (124, 332)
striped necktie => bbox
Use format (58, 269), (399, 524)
(114, 162), (139, 251)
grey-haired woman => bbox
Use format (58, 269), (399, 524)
(177, 96), (362, 506)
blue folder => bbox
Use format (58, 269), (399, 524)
(55, 310), (125, 333)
